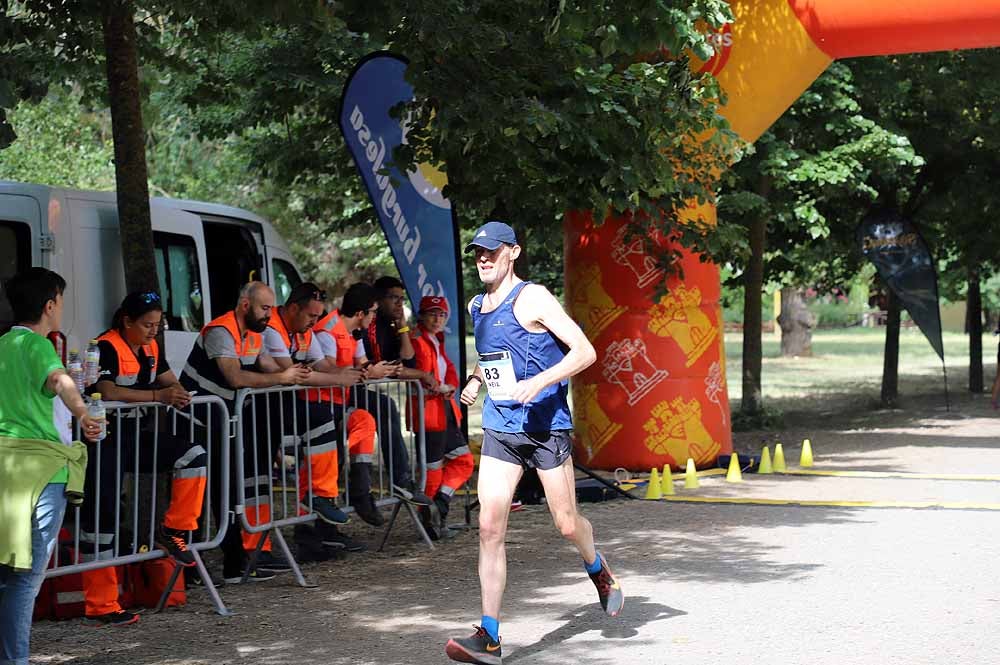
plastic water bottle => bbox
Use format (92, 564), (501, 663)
(85, 339), (101, 386)
(87, 393), (107, 441)
(67, 349), (84, 393)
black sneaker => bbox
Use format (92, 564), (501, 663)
(294, 524), (343, 563)
(256, 551), (293, 574)
(186, 566), (225, 589)
(157, 525), (197, 567)
(85, 610), (140, 627)
(351, 492), (386, 527)
(588, 553), (624, 617)
(445, 625), (502, 665)
(420, 504), (442, 540)
(392, 482), (433, 506)
(309, 496), (351, 525)
(222, 568), (276, 585)
(316, 523), (367, 552)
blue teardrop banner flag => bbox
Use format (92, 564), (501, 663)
(339, 52), (465, 373)
(858, 211), (944, 361)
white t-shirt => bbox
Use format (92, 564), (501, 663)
(314, 330), (366, 362)
(426, 333), (447, 382)
(262, 327), (324, 362)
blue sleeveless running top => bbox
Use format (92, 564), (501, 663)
(472, 281), (573, 433)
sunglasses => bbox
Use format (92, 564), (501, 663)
(312, 290), (327, 302)
(139, 291), (161, 304)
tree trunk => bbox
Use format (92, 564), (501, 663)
(778, 287), (816, 357)
(881, 289), (901, 407)
(741, 212), (766, 414)
(102, 0), (158, 294)
(968, 269), (984, 393)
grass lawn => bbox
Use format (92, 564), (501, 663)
(724, 327), (995, 412)
(461, 327), (995, 432)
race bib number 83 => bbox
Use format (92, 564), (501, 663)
(479, 350), (517, 401)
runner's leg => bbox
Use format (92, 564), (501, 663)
(536, 456), (596, 564)
(477, 455), (523, 618)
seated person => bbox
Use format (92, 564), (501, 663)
(363, 276), (438, 503)
(178, 282), (310, 582)
(410, 296), (475, 538)
(80, 291), (205, 625)
(262, 283), (380, 552)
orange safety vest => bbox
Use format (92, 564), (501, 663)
(305, 309), (356, 404)
(96, 329), (158, 386)
(179, 311), (263, 404)
(410, 324), (462, 432)
(266, 308), (314, 362)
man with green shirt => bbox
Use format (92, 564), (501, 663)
(0, 268), (100, 665)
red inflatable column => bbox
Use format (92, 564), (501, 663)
(565, 210), (732, 471)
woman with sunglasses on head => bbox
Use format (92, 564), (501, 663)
(78, 291), (208, 626)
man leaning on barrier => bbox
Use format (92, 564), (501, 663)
(179, 281), (310, 583)
(262, 282), (380, 554)
(0, 268), (98, 665)
(78, 290), (208, 626)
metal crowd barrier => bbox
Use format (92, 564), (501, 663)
(231, 378), (432, 587)
(47, 395), (232, 616)
(342, 378), (431, 550)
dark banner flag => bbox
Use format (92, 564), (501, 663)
(339, 52), (464, 371)
(858, 211), (944, 360)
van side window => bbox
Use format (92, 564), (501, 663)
(273, 259), (302, 304)
(153, 232), (204, 332)
(0, 222), (31, 330)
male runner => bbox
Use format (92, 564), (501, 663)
(445, 221), (623, 665)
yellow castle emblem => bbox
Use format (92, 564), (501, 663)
(648, 285), (717, 367)
(567, 264), (626, 339)
(570, 383), (622, 462)
(643, 396), (721, 466)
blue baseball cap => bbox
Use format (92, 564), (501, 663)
(464, 221), (518, 253)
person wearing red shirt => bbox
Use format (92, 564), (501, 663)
(410, 296), (474, 539)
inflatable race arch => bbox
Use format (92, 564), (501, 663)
(567, 0), (1000, 471)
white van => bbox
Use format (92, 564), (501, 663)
(0, 180), (304, 371)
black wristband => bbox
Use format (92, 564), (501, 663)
(466, 375), (483, 386)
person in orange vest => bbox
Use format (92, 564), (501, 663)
(262, 282), (380, 552)
(305, 282), (407, 550)
(78, 290), (207, 625)
(179, 281), (311, 583)
(410, 295), (475, 539)
(324, 280), (433, 509)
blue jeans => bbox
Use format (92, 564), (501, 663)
(0, 482), (67, 665)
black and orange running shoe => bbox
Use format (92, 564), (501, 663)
(86, 610), (139, 627)
(158, 525), (196, 567)
(445, 625), (502, 665)
(589, 553), (624, 617)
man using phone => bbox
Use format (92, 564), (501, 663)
(337, 281), (432, 505)
(445, 222), (623, 665)
(262, 283), (383, 551)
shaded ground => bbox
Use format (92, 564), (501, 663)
(29, 380), (1000, 665)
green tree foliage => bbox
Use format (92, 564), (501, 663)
(719, 62), (922, 288)
(851, 49), (1000, 392)
(173, 2), (738, 290)
(715, 62), (922, 415)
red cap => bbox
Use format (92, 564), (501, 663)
(419, 295), (449, 313)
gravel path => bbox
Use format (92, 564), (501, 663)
(30, 390), (1000, 665)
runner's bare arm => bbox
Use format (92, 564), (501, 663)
(461, 296), (483, 405)
(461, 364), (483, 405)
(511, 284), (595, 403)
